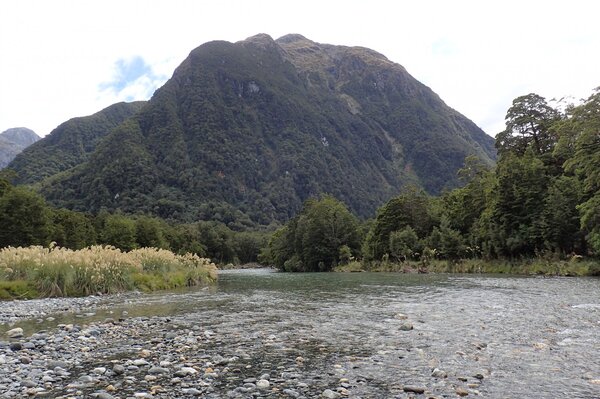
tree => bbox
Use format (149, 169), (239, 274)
(197, 221), (236, 264)
(294, 196), (360, 271)
(389, 226), (420, 261)
(261, 196), (359, 272)
(538, 176), (583, 254)
(443, 155), (494, 236)
(496, 93), (561, 156)
(563, 90), (600, 253)
(233, 231), (267, 264)
(490, 152), (549, 256)
(426, 218), (466, 259)
(100, 214), (137, 251)
(363, 188), (435, 261)
(0, 187), (51, 247)
(135, 216), (168, 249)
(259, 225), (294, 269)
(51, 208), (96, 249)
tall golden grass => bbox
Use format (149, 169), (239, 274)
(0, 245), (217, 298)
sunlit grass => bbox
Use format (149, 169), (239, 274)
(0, 245), (217, 299)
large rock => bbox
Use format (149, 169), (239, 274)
(6, 328), (24, 338)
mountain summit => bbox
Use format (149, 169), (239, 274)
(14, 34), (495, 226)
(0, 127), (40, 169)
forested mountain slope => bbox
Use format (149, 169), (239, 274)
(22, 34), (495, 225)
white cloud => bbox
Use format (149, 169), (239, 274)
(1, 0), (599, 137)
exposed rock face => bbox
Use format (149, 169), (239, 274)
(0, 127), (40, 169)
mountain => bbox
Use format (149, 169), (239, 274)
(9, 101), (145, 184)
(0, 127), (40, 169)
(19, 34), (495, 226)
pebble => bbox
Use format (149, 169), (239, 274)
(175, 366), (198, 376)
(0, 283), (576, 398)
(432, 368), (447, 378)
(403, 384), (426, 393)
(399, 322), (414, 331)
(9, 342), (22, 351)
(322, 389), (341, 398)
(6, 327), (24, 338)
(257, 379), (270, 389)
(182, 387), (202, 395)
(112, 364), (125, 375)
(148, 366), (169, 374)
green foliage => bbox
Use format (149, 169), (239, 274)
(427, 219), (466, 260)
(363, 188), (436, 261)
(232, 231), (268, 264)
(488, 152), (549, 256)
(100, 214), (137, 251)
(51, 208), (96, 249)
(0, 186), (51, 247)
(9, 102), (145, 185)
(197, 221), (236, 264)
(16, 35), (494, 226)
(262, 196), (360, 272)
(389, 226), (420, 261)
(0, 280), (38, 300)
(496, 93), (561, 156)
(135, 216), (169, 249)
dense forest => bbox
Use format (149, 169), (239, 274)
(0, 173), (268, 266)
(1, 90), (599, 276)
(261, 90), (600, 273)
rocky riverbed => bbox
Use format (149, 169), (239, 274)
(1, 270), (599, 398)
(0, 299), (483, 398)
(0, 311), (487, 399)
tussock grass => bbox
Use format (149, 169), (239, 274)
(0, 245), (217, 299)
(338, 258), (600, 276)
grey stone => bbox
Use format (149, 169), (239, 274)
(112, 364), (125, 375)
(6, 328), (23, 338)
(257, 379), (270, 389)
(182, 388), (202, 395)
(432, 368), (447, 378)
(403, 385), (426, 394)
(9, 342), (22, 351)
(148, 366), (169, 375)
(321, 389), (340, 398)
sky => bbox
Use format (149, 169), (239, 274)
(1, 0), (599, 138)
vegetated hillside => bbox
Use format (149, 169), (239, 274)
(9, 102), (146, 184)
(37, 34), (495, 226)
(0, 127), (40, 169)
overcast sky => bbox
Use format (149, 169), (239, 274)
(1, 0), (599, 138)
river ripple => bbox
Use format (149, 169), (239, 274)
(2, 269), (600, 398)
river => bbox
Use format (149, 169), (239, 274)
(1, 269), (600, 398)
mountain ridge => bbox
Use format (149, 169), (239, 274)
(9, 101), (146, 184)
(0, 127), (40, 169)
(11, 34), (495, 226)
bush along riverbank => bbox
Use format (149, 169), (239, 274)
(335, 257), (600, 276)
(0, 245), (217, 300)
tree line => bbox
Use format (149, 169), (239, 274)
(261, 90), (600, 271)
(2, 90), (599, 272)
(0, 175), (267, 265)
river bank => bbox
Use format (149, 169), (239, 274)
(1, 270), (599, 398)
(335, 258), (600, 276)
(0, 299), (486, 399)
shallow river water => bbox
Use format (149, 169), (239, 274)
(2, 269), (600, 398)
